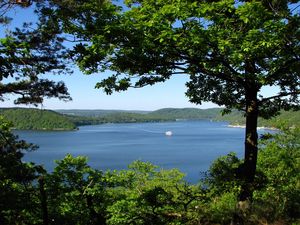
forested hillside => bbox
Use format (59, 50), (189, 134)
(57, 109), (150, 117)
(2, 107), (299, 130)
(148, 108), (221, 119)
(58, 108), (221, 119)
(66, 108), (300, 129)
(216, 110), (300, 128)
(66, 108), (223, 126)
(0, 108), (76, 130)
(1, 107), (221, 129)
(66, 111), (170, 126)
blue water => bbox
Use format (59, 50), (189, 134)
(15, 120), (261, 183)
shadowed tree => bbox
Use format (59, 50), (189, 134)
(38, 0), (299, 203)
(0, 116), (45, 224)
(0, 2), (73, 224)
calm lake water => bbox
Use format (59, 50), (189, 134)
(15, 120), (268, 183)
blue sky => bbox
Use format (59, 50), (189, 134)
(50, 72), (218, 110)
(1, 2), (279, 111)
(2, 67), (217, 110)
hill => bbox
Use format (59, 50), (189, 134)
(148, 108), (221, 120)
(66, 111), (170, 126)
(2, 107), (222, 130)
(65, 108), (223, 126)
(215, 110), (300, 128)
(56, 109), (150, 117)
(1, 107), (299, 130)
(0, 108), (77, 130)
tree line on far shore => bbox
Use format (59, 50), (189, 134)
(1, 107), (299, 130)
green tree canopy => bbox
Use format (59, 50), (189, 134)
(0, 2), (72, 222)
(0, 0), (71, 105)
(0, 116), (44, 224)
(40, 0), (299, 201)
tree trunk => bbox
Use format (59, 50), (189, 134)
(39, 176), (49, 225)
(239, 88), (259, 201)
(86, 195), (107, 225)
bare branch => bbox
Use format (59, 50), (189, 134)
(291, 4), (300, 13)
(174, 65), (187, 71)
(260, 90), (300, 103)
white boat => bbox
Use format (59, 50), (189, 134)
(165, 131), (172, 136)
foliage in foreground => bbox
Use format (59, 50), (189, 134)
(0, 117), (299, 224)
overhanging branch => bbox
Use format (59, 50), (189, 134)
(268, 58), (299, 81)
(260, 90), (300, 103)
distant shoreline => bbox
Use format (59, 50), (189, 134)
(3, 107), (298, 131)
(228, 124), (279, 131)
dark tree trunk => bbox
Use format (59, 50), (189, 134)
(39, 176), (49, 225)
(239, 88), (259, 201)
(86, 195), (106, 225)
